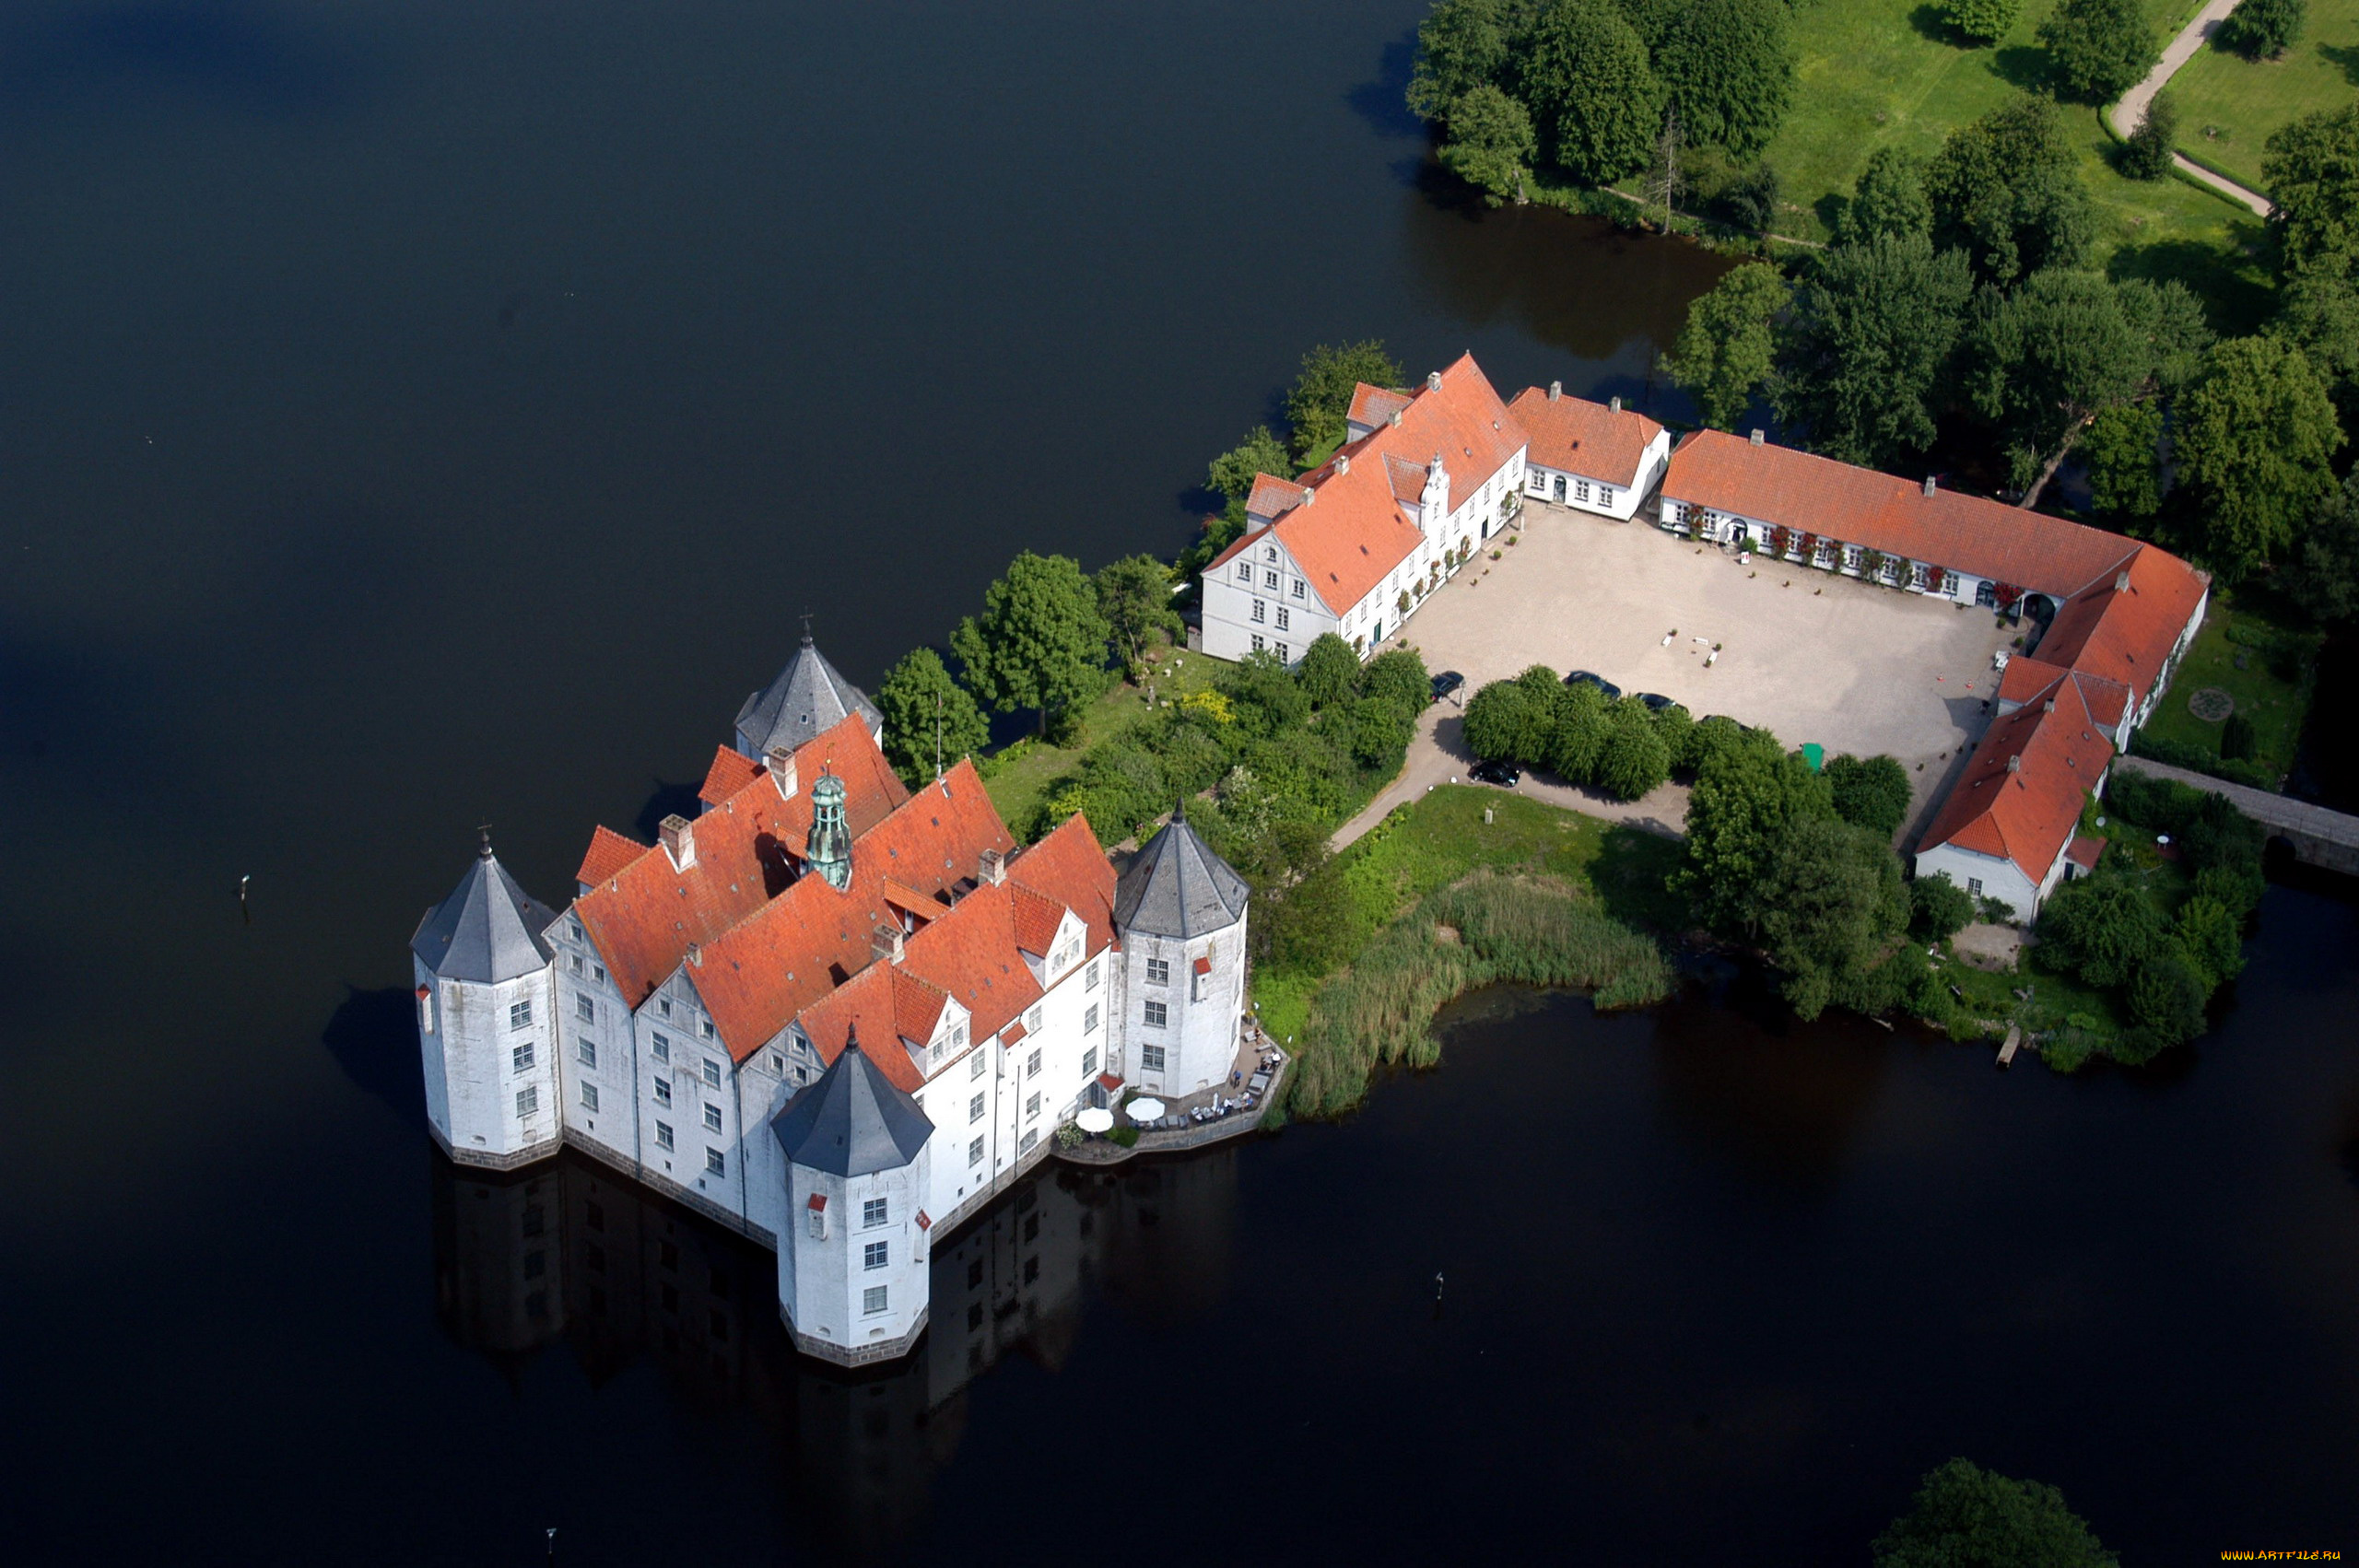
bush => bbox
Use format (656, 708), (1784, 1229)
(1463, 678), (1544, 763)
(1825, 753), (1914, 837)
(2220, 710), (2257, 762)
(2218, 0), (2305, 58)
(2122, 88), (2177, 181)
(1297, 633), (1360, 710)
(1940, 0), (2020, 41)
(2130, 945), (2211, 1047)
(2173, 895), (2246, 986)
(1593, 697), (1672, 800)
(1109, 1126), (1141, 1148)
(2122, 732), (2278, 790)
(1548, 678), (1614, 781)
(2037, 872), (2165, 988)
(1910, 872), (1978, 940)
(1360, 648), (1430, 714)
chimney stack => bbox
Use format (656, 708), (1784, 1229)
(686, 941), (703, 967)
(1426, 370), (1442, 392)
(660, 813), (697, 871)
(765, 746), (799, 799)
(2043, 699), (2056, 713)
(1923, 475), (1937, 497)
(2007, 755), (2022, 775)
(871, 921), (905, 966)
(1336, 453), (1350, 474)
(1548, 380), (1562, 402)
(978, 847), (1005, 886)
(1749, 428), (1765, 446)
(2115, 570), (2131, 593)
(1610, 395), (1623, 415)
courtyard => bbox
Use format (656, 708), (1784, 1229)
(1339, 500), (2016, 848)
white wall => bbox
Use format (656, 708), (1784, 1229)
(783, 1149), (932, 1357)
(1121, 915), (1248, 1096)
(1523, 429), (1667, 521)
(419, 961), (559, 1166)
(1913, 842), (2041, 925)
(1203, 534), (1338, 666)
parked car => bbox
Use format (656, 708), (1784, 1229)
(1636, 692), (1678, 712)
(1429, 670), (1466, 704)
(1563, 670), (1623, 699)
(1470, 758), (1520, 788)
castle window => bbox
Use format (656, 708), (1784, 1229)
(770, 1052), (783, 1075)
(1027, 1006), (1042, 1031)
(705, 1149), (725, 1176)
(700, 1020), (715, 1041)
(969, 1093), (986, 1124)
(1085, 960), (1099, 990)
(1146, 957), (1169, 986)
(570, 920), (583, 942)
(651, 1032), (670, 1061)
(971, 1048), (988, 1081)
(659, 999), (672, 1019)
(655, 1120), (674, 1151)
(863, 1198), (888, 1228)
(516, 1087), (539, 1118)
(1264, 545), (1276, 563)
(1235, 561), (1250, 581)
(577, 1037), (596, 1070)
(1082, 1047), (1097, 1079)
(592, 964), (605, 984)
(1026, 1092), (1041, 1120)
(1144, 1000), (1168, 1028)
(968, 1136), (984, 1166)
(575, 996), (593, 1024)
(1251, 599), (1265, 623)
(863, 1286), (889, 1316)
(1275, 607), (1289, 632)
(1141, 1045), (1166, 1072)
(1263, 570), (1279, 591)
(511, 1043), (535, 1074)
(1292, 579), (1305, 600)
(701, 1059), (722, 1089)
(1020, 1128), (1039, 1154)
(1084, 1004), (1099, 1035)
(569, 954), (583, 976)
(580, 1083), (599, 1113)
(864, 1241), (889, 1270)
(511, 1000), (534, 1031)
(417, 989), (435, 1032)
(654, 1077), (672, 1107)
(702, 1105), (722, 1134)
(1027, 1048), (1042, 1078)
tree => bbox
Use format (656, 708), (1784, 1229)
(1217, 649), (1311, 739)
(1675, 733), (1837, 935)
(2082, 403), (2164, 520)
(1285, 341), (1404, 461)
(1653, 0), (1796, 161)
(1910, 872), (1978, 941)
(1939, 0), (2019, 43)
(1770, 231), (1973, 468)
(1926, 95), (2094, 286)
(2274, 272), (2359, 425)
(2283, 472), (2359, 625)
(1662, 263), (1790, 431)
(2219, 0), (2305, 59)
(2037, 872), (2165, 988)
(2261, 105), (2359, 285)
(2121, 88), (2177, 180)
(1296, 632), (1360, 709)
(872, 647), (992, 786)
(1440, 83), (1540, 203)
(950, 551), (1111, 736)
(1966, 269), (2210, 501)
(1526, 0), (1665, 184)
(1825, 753), (1914, 837)
(2130, 945), (2212, 1046)
(1548, 677), (1613, 780)
(1207, 426), (1290, 502)
(1873, 1458), (2118, 1568)
(1837, 147), (1932, 246)
(2174, 894), (2246, 986)
(1406, 0), (1520, 123)
(1361, 647), (1431, 715)
(2173, 334), (2345, 581)
(1594, 696), (1672, 800)
(1095, 555), (1182, 680)
(2038, 0), (2158, 104)
(1717, 160), (1781, 236)
(1757, 816), (1909, 1018)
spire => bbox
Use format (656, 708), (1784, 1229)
(805, 768), (853, 891)
(412, 837), (558, 983)
(733, 623), (884, 758)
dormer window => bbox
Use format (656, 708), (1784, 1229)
(1263, 545), (1276, 562)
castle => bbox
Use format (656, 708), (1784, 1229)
(411, 633), (1251, 1365)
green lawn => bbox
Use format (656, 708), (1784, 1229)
(2136, 601), (2319, 778)
(980, 642), (1224, 837)
(2166, 0), (2359, 192)
(1762, 0), (2275, 330)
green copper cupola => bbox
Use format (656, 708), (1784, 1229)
(805, 768), (852, 890)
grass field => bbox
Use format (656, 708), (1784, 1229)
(2135, 601), (2320, 778)
(2166, 0), (2359, 191)
(979, 641), (1222, 838)
(1761, 0), (2275, 329)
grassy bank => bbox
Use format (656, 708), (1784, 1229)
(2134, 602), (2319, 780)
(980, 644), (1222, 837)
(2166, 0), (2359, 192)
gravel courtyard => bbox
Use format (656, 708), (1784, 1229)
(1339, 500), (2015, 847)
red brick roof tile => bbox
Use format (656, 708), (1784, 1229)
(2030, 544), (2209, 714)
(698, 745), (764, 809)
(575, 825), (647, 889)
(1919, 668), (2115, 878)
(1506, 387), (1664, 489)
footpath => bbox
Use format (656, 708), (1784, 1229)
(2109, 0), (2273, 217)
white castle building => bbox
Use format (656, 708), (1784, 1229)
(411, 635), (1250, 1364)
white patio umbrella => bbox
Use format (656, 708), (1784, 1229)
(1126, 1097), (1167, 1122)
(1076, 1107), (1114, 1133)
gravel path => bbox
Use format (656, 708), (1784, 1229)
(2109, 0), (2273, 217)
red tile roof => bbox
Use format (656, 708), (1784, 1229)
(2066, 835), (2108, 872)
(1997, 657), (2130, 731)
(1246, 473), (1309, 526)
(1347, 382), (1411, 430)
(1209, 354), (1527, 614)
(2030, 544), (2209, 715)
(575, 825), (647, 889)
(1505, 387), (1664, 489)
(1919, 667), (2115, 878)
(698, 745), (764, 809)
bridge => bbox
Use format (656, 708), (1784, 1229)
(2112, 755), (2359, 876)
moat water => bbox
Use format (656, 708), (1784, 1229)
(1, 2), (2353, 1562)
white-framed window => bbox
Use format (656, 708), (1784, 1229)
(1291, 579), (1305, 599)
(1263, 571), (1279, 591)
(577, 1037), (596, 1069)
(1251, 600), (1265, 623)
(1141, 1045), (1167, 1072)
(1275, 607), (1290, 631)
(592, 964), (606, 984)
(1082, 1047), (1097, 1079)
(417, 989), (436, 1032)
(509, 1000), (533, 1031)
(701, 1059), (722, 1089)
(1146, 956), (1169, 986)
(1574, 479), (1590, 503)
(864, 1241), (889, 1270)
(1086, 959), (1099, 990)
(654, 1121), (674, 1151)
(968, 1135), (985, 1166)
(1264, 544), (1277, 563)
(516, 1087), (539, 1118)
(863, 1285), (889, 1315)
(969, 1093), (986, 1123)
(863, 1198), (888, 1228)
(1144, 1000), (1168, 1028)
(1276, 643), (1288, 662)
(1967, 878), (1984, 896)
(570, 919), (584, 942)
(511, 1042), (534, 1073)
(1025, 1092), (1040, 1120)
(1235, 561), (1250, 581)
(651, 1032), (670, 1061)
(1599, 487), (1614, 508)
(569, 954), (583, 976)
(1250, 634), (1264, 652)
(580, 1083), (599, 1113)
(770, 1051), (784, 1075)
(702, 1105), (722, 1134)
(1084, 1004), (1099, 1034)
(576, 995), (596, 1024)
(653, 1077), (672, 1107)
(705, 1148), (724, 1176)
(659, 999), (672, 1018)
(1027, 1047), (1043, 1077)
(700, 1020), (715, 1041)
(971, 1048), (989, 1081)
(1019, 1128), (1039, 1154)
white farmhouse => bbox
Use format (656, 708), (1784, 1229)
(1506, 380), (1671, 521)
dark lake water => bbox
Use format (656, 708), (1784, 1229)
(1, 2), (2353, 1562)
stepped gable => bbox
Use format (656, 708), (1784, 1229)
(769, 1028), (933, 1177)
(2029, 544), (2208, 712)
(1919, 668), (2115, 874)
(1506, 385), (1664, 488)
(735, 632), (882, 757)
(570, 714), (908, 1008)
(687, 758), (1014, 1064)
(574, 825), (646, 889)
(1210, 353), (1526, 615)
(1664, 430), (2142, 597)
(1113, 808), (1248, 939)
(413, 841), (558, 984)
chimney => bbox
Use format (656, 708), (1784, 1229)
(686, 941), (703, 967)
(2114, 570), (2131, 593)
(1610, 395), (1623, 415)
(660, 813), (697, 871)
(871, 921), (905, 966)
(1336, 453), (1350, 474)
(765, 746), (799, 799)
(979, 847), (1005, 886)
(1749, 428), (1765, 446)
(1548, 380), (1562, 402)
(1389, 409), (1402, 427)
(1923, 475), (1937, 497)
(1426, 370), (1443, 392)
(2007, 755), (2022, 775)
(2043, 699), (2056, 713)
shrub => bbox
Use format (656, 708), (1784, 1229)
(2038, 872), (2165, 988)
(2130, 944), (2211, 1047)
(2173, 895), (2246, 986)
(1463, 678), (1544, 763)
(1593, 697), (1672, 800)
(1360, 648), (1430, 714)
(1549, 679), (1614, 781)
(1109, 1126), (1141, 1148)
(1910, 872), (1978, 940)
(2218, 0), (2304, 58)
(1825, 753), (1914, 837)
(1940, 0), (2020, 42)
(2220, 711), (2257, 762)
(2122, 88), (2177, 181)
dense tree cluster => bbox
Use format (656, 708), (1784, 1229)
(2036, 0), (2159, 104)
(1873, 1458), (2118, 1568)
(2218, 0), (2305, 59)
(1461, 668), (1695, 802)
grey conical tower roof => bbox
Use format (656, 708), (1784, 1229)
(1113, 806), (1249, 939)
(770, 1028), (933, 1177)
(411, 837), (558, 983)
(734, 632), (882, 756)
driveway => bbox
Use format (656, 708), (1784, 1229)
(2107, 0), (2272, 217)
(1336, 502), (2015, 849)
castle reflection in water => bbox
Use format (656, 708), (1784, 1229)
(431, 1143), (1239, 1554)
